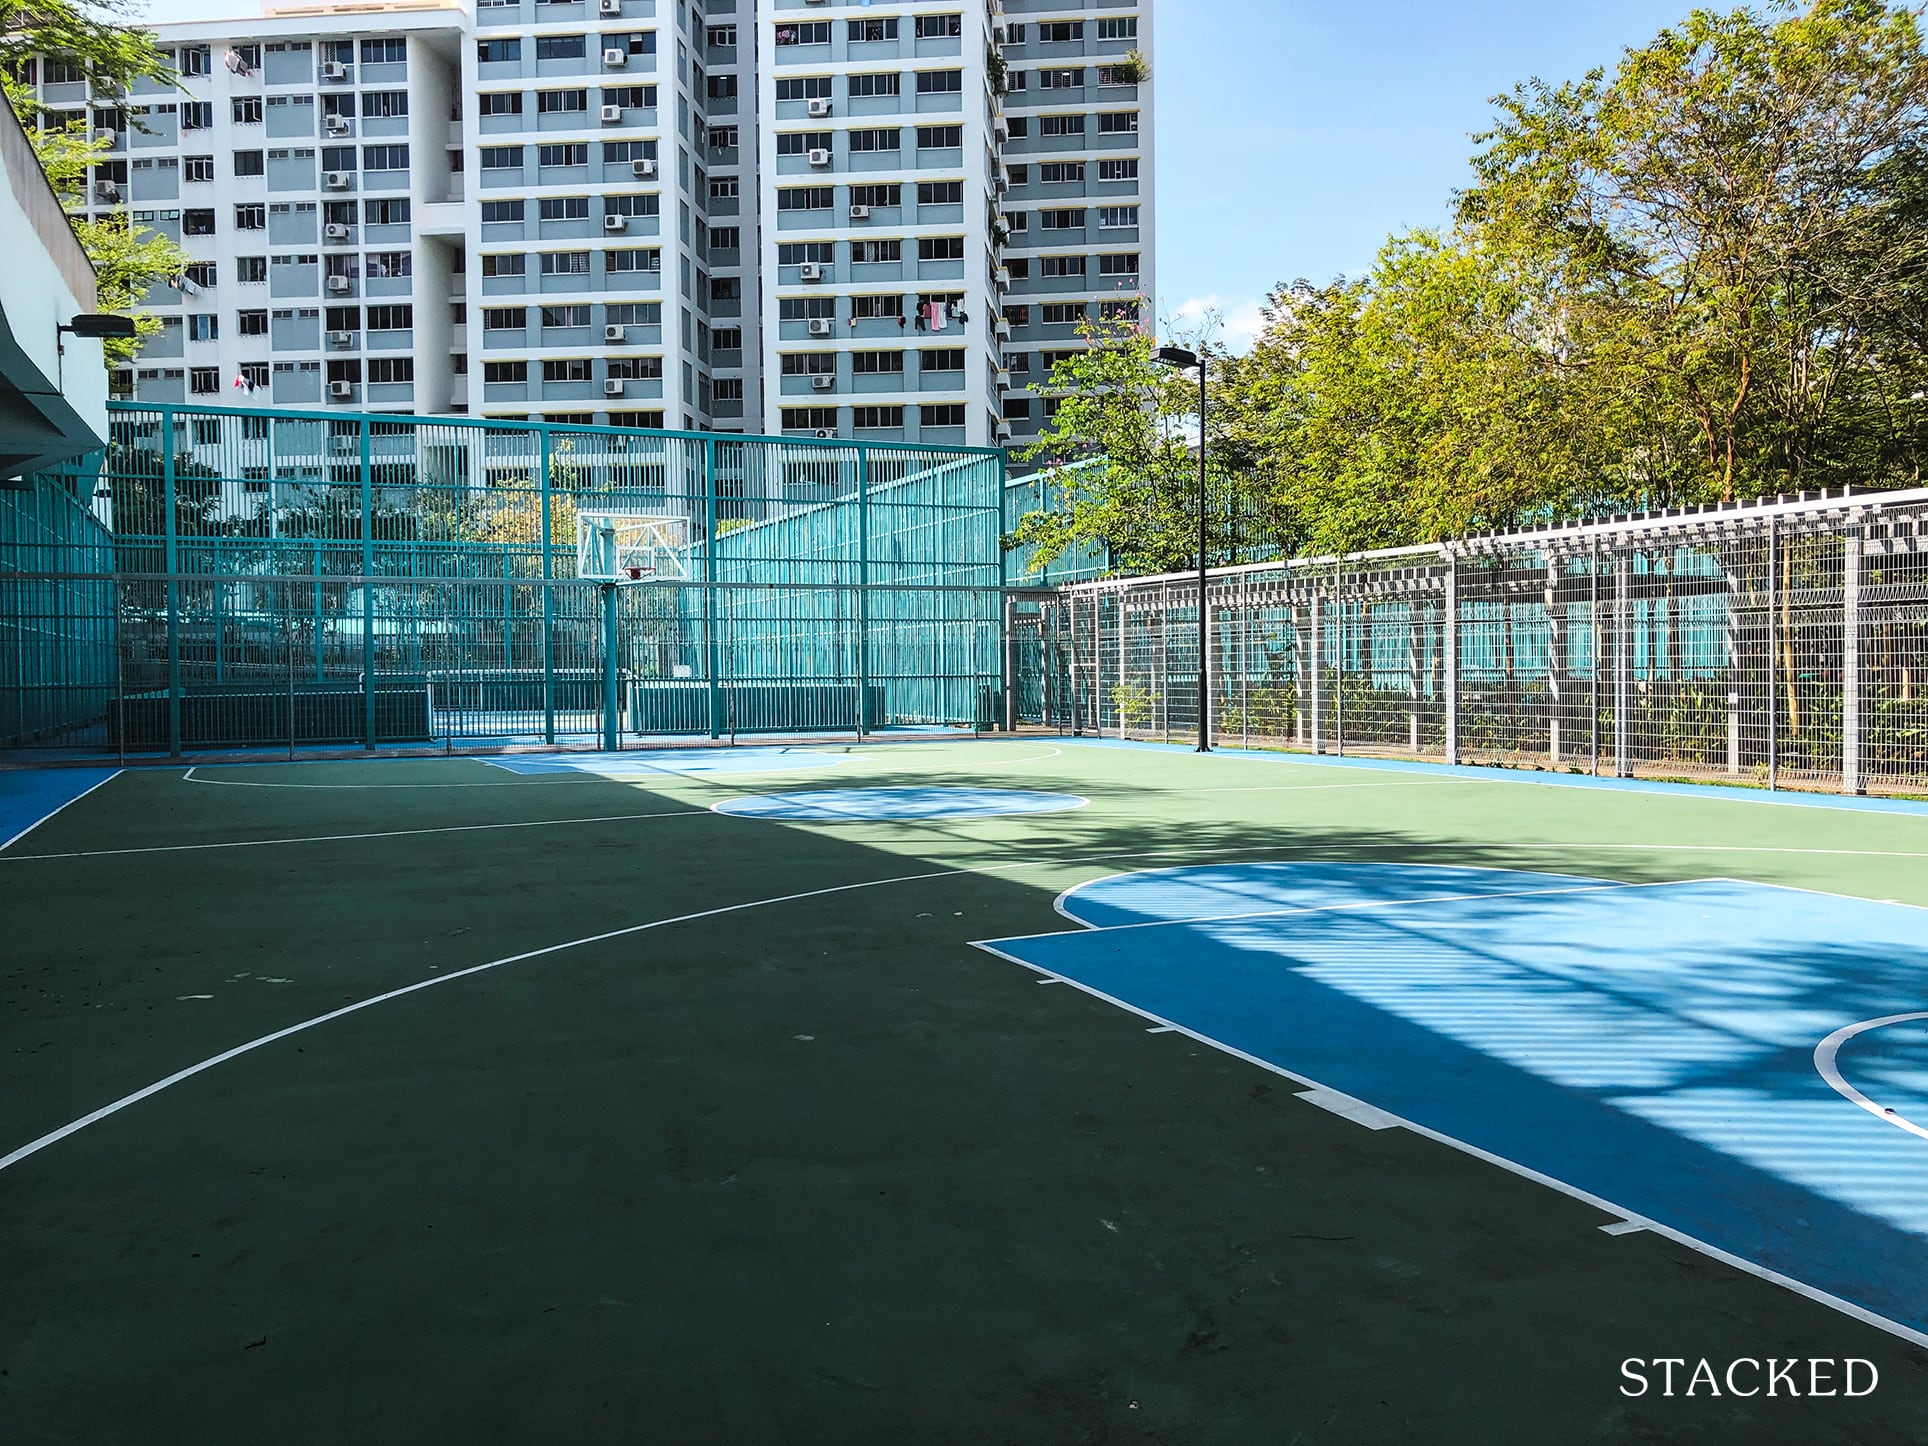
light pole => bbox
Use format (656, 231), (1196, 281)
(1156, 345), (1210, 751)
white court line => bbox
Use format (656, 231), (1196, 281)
(182, 765), (609, 791)
(0, 771), (122, 854)
(1814, 1013), (1928, 1142)
(0, 808), (709, 862)
(1161, 780), (1451, 795)
(967, 938), (1928, 1354)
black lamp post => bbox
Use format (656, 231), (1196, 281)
(1155, 344), (1210, 751)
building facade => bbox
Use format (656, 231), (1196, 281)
(19, 0), (1150, 451)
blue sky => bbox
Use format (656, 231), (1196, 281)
(1154, 0), (1698, 349)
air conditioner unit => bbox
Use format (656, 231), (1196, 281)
(601, 104), (624, 123)
(994, 173), (1009, 193)
(325, 114), (350, 134)
(995, 267), (1011, 286)
(807, 317), (832, 336)
(603, 48), (627, 67)
(325, 171), (350, 189)
(322, 61), (347, 81)
(95, 180), (120, 201)
(604, 378), (625, 396)
(813, 428), (834, 439)
(995, 421), (1013, 442)
(324, 222), (350, 241)
(994, 317), (1012, 337)
(329, 329), (354, 346)
(810, 374), (834, 390)
(96, 129), (118, 148)
(631, 158), (657, 178)
(994, 117), (1009, 140)
(849, 204), (870, 221)
(604, 213), (627, 231)
(799, 262), (824, 281)
(326, 274), (351, 293)
(330, 380), (354, 399)
(806, 148), (831, 167)
(604, 324), (626, 342)
(995, 368), (1010, 387)
(599, 0), (621, 14)
(807, 98), (831, 118)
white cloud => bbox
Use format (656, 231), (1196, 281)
(1165, 294), (1270, 354)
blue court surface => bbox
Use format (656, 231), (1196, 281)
(712, 786), (1088, 822)
(0, 768), (120, 850)
(978, 862), (1928, 1339)
(486, 747), (864, 780)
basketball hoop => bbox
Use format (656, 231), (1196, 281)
(576, 511), (690, 584)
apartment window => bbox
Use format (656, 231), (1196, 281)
(539, 251), (590, 275)
(1100, 299), (1140, 321)
(237, 256), (267, 283)
(782, 408), (838, 430)
(1096, 17), (1139, 40)
(708, 25), (737, 47)
(606, 356), (663, 379)
(183, 209), (217, 236)
(539, 195), (590, 221)
(366, 251), (410, 277)
(712, 326), (742, 350)
(917, 180), (963, 205)
(778, 296), (836, 320)
(367, 357), (414, 384)
(853, 406), (904, 429)
(605, 140), (657, 163)
(483, 360), (528, 383)
(187, 315), (218, 341)
(709, 278), (740, 302)
(360, 38), (405, 64)
(479, 92), (522, 116)
(780, 353), (835, 376)
(321, 146), (357, 172)
(775, 21), (830, 46)
(849, 128), (900, 153)
(1006, 70), (1027, 92)
(922, 403), (966, 427)
(326, 305), (360, 332)
(916, 125), (962, 149)
(483, 306), (527, 330)
(1040, 349), (1083, 369)
(1098, 158), (1140, 182)
(852, 351), (903, 374)
(270, 253), (318, 266)
(709, 177), (739, 200)
(707, 125), (739, 150)
(481, 146), (524, 170)
(1099, 111), (1139, 134)
(1041, 255), (1085, 277)
(542, 304), (590, 327)
(481, 199), (524, 223)
(189, 367), (220, 395)
(1003, 399), (1033, 421)
(710, 225), (740, 249)
(706, 76), (737, 101)
(915, 15), (961, 39)
(476, 38), (520, 62)
(776, 186), (834, 211)
(605, 249), (661, 271)
(191, 419), (222, 446)
(1038, 68), (1084, 89)
(1042, 303), (1087, 325)
(230, 97), (262, 124)
(364, 145), (408, 171)
(534, 34), (586, 59)
(1007, 117), (1029, 138)
(712, 378), (744, 404)
(1097, 206), (1139, 229)
(482, 253), (525, 277)
(917, 236), (965, 261)
(538, 144), (588, 167)
(1039, 22), (1084, 42)
(777, 241), (836, 265)
(542, 358), (592, 382)
(607, 193), (660, 218)
(231, 150), (265, 177)
(183, 156), (214, 183)
(775, 76), (833, 101)
(1005, 349), (1030, 371)
(915, 70), (962, 94)
(183, 261), (216, 289)
(846, 17), (896, 41)
(848, 73), (899, 98)
(1099, 252), (1140, 276)
(1040, 162), (1085, 184)
(538, 89), (588, 113)
(607, 302), (662, 326)
(850, 238), (901, 263)
(1041, 209), (1084, 230)
(1040, 114), (1085, 137)
(364, 197), (409, 224)
(776, 131), (833, 156)
(362, 304), (409, 331)
(181, 102), (213, 130)
(850, 183), (902, 208)
(1096, 64), (1139, 87)
(237, 309), (268, 335)
(920, 350), (965, 372)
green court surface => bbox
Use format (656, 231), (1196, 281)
(4, 740), (1928, 1443)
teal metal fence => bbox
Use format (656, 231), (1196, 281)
(1, 403), (1005, 757)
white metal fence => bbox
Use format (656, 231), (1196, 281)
(1014, 487), (1928, 798)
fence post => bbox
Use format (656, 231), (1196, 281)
(1843, 519), (1863, 795)
(704, 436), (722, 740)
(162, 406), (181, 757)
(1334, 572), (1346, 758)
(1768, 518), (1780, 791)
(1239, 575), (1249, 750)
(1589, 541), (1600, 776)
(1002, 592), (1017, 732)
(539, 424), (555, 745)
(1116, 590), (1128, 740)
(855, 443), (869, 738)
(360, 414), (374, 750)
(1615, 546), (1633, 776)
(1546, 557), (1563, 764)
(601, 582), (619, 751)
(1444, 551), (1459, 766)
(112, 574), (126, 766)
(1407, 598), (1421, 753)
(1309, 588), (1324, 753)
